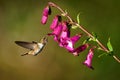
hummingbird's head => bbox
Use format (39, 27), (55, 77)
(40, 36), (48, 44)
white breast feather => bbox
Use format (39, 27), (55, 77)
(33, 43), (44, 55)
(38, 43), (44, 49)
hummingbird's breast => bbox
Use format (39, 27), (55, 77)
(34, 43), (44, 55)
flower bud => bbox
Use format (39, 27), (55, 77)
(41, 6), (51, 24)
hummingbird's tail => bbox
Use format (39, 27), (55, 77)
(21, 53), (28, 56)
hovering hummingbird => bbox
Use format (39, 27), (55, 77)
(15, 36), (48, 56)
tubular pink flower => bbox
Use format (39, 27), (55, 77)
(59, 22), (71, 47)
(48, 23), (63, 42)
(50, 15), (61, 30)
(48, 23), (63, 36)
(41, 6), (51, 24)
(83, 48), (94, 70)
(70, 44), (89, 56)
(52, 23), (63, 36)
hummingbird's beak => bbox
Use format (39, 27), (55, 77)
(43, 36), (48, 43)
(41, 35), (48, 44)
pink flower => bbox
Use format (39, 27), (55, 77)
(48, 23), (63, 42)
(50, 23), (63, 36)
(41, 6), (51, 24)
(50, 15), (61, 30)
(70, 44), (89, 56)
(83, 48), (94, 70)
(59, 22), (71, 47)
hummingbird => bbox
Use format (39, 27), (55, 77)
(15, 36), (48, 56)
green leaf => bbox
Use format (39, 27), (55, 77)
(98, 53), (107, 58)
(77, 13), (80, 24)
(71, 25), (78, 29)
(107, 38), (113, 52)
(97, 46), (103, 51)
(92, 32), (98, 41)
(82, 37), (91, 44)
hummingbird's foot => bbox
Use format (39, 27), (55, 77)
(21, 53), (28, 56)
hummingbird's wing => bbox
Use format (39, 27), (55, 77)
(15, 41), (37, 50)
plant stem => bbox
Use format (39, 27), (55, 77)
(75, 23), (109, 52)
(48, 2), (120, 63)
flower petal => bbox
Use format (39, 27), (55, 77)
(50, 15), (61, 30)
(60, 30), (70, 39)
(52, 23), (63, 36)
(70, 44), (89, 56)
(70, 34), (81, 44)
(60, 34), (82, 53)
(41, 16), (48, 24)
(62, 22), (69, 31)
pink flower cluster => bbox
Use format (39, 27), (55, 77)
(41, 5), (95, 69)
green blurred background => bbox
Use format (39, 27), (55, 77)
(0, 0), (120, 80)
